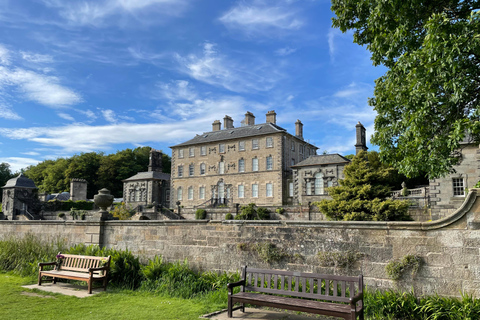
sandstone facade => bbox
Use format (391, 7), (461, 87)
(169, 111), (318, 207)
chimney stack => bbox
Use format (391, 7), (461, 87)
(266, 110), (276, 124)
(244, 111), (255, 126)
(212, 120), (221, 131)
(148, 148), (163, 173)
(355, 121), (368, 155)
(295, 119), (303, 140)
(223, 115), (234, 129)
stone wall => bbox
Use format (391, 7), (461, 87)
(2, 189), (480, 297)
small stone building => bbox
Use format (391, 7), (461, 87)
(70, 178), (87, 201)
(291, 154), (351, 204)
(123, 149), (171, 208)
(1, 174), (39, 220)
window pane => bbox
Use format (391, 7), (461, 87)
(189, 164), (194, 176)
(315, 173), (324, 195)
(252, 139), (259, 149)
(239, 159), (245, 172)
(178, 166), (183, 177)
(266, 183), (273, 197)
(252, 158), (258, 171)
(188, 187), (193, 200)
(266, 137), (273, 148)
(239, 141), (245, 151)
(252, 184), (258, 197)
(189, 148), (194, 157)
(453, 178), (464, 196)
(306, 182), (311, 195)
(219, 144), (225, 153)
(199, 187), (205, 199)
(200, 163), (205, 175)
(201, 146), (206, 156)
(177, 188), (183, 200)
(219, 162), (225, 174)
(289, 182), (293, 197)
(179, 149), (184, 158)
(238, 185), (244, 198)
(266, 156), (273, 170)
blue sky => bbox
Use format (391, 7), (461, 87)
(0, 0), (385, 172)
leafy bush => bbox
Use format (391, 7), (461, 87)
(386, 255), (421, 281)
(110, 202), (136, 220)
(225, 213), (233, 220)
(317, 250), (364, 269)
(195, 209), (207, 220)
(57, 212), (65, 218)
(234, 203), (269, 220)
(275, 207), (285, 214)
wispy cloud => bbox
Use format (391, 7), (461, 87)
(157, 80), (198, 101)
(20, 52), (54, 64)
(101, 109), (117, 123)
(57, 112), (75, 121)
(0, 44), (10, 65)
(0, 157), (41, 173)
(275, 47), (297, 56)
(42, 0), (190, 27)
(219, 1), (303, 37)
(174, 42), (280, 93)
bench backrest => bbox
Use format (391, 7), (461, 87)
(58, 253), (111, 273)
(242, 266), (362, 304)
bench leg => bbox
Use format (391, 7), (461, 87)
(38, 273), (42, 286)
(241, 303), (245, 313)
(227, 297), (232, 318)
(103, 278), (108, 291)
(359, 309), (364, 320)
(88, 280), (92, 294)
(53, 277), (57, 284)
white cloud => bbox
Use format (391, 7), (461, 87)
(57, 112), (75, 121)
(21, 151), (41, 156)
(157, 80), (197, 101)
(75, 108), (97, 121)
(287, 95), (294, 101)
(20, 52), (54, 64)
(0, 45), (10, 65)
(101, 109), (117, 123)
(44, 0), (190, 27)
(275, 47), (297, 56)
(0, 157), (41, 173)
(175, 42), (280, 93)
(219, 2), (303, 37)
(0, 103), (22, 120)
(327, 28), (336, 62)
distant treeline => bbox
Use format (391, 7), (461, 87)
(23, 147), (171, 198)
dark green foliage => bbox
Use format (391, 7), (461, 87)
(195, 209), (207, 220)
(234, 203), (269, 220)
(317, 250), (364, 269)
(43, 200), (94, 212)
(23, 147), (171, 198)
(225, 213), (233, 220)
(316, 151), (412, 221)
(331, 1), (480, 179)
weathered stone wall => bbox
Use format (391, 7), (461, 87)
(2, 189), (480, 298)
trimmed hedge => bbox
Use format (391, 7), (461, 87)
(43, 200), (94, 211)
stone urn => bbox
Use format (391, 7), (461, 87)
(94, 188), (114, 220)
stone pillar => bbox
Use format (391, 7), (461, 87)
(223, 115), (234, 129)
(148, 149), (163, 172)
(266, 110), (276, 124)
(212, 120), (221, 131)
(70, 178), (87, 201)
(355, 121), (368, 155)
(295, 119), (303, 140)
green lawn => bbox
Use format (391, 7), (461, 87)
(0, 273), (222, 320)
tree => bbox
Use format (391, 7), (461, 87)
(316, 151), (411, 221)
(331, 1), (480, 178)
(0, 163), (14, 202)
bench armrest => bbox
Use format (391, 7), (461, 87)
(349, 292), (364, 305)
(227, 280), (245, 295)
(88, 266), (109, 273)
(38, 262), (56, 270)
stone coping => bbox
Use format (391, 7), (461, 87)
(2, 189), (478, 231)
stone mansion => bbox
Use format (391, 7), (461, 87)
(170, 111), (318, 207)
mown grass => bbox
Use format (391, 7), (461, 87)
(0, 272), (219, 320)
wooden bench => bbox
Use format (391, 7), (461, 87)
(227, 266), (364, 320)
(38, 253), (111, 294)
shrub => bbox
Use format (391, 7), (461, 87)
(385, 255), (421, 281)
(256, 207), (270, 220)
(317, 250), (364, 269)
(110, 202), (135, 220)
(195, 209), (207, 219)
(234, 203), (269, 220)
(57, 212), (65, 218)
(225, 213), (233, 220)
(275, 207), (285, 215)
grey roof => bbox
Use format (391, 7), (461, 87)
(291, 154), (351, 168)
(170, 122), (317, 148)
(2, 174), (37, 189)
(123, 171), (171, 182)
(47, 192), (70, 201)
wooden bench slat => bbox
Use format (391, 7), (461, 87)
(246, 268), (360, 282)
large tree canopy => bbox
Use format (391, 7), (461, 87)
(332, 0), (480, 178)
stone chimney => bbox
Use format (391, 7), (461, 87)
(212, 120), (221, 131)
(295, 119), (303, 140)
(223, 115), (234, 129)
(148, 149), (163, 173)
(355, 121), (368, 155)
(266, 110), (276, 124)
(244, 111), (255, 126)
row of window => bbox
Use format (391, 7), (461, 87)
(176, 183), (274, 201)
(177, 156), (274, 177)
(178, 138), (315, 159)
